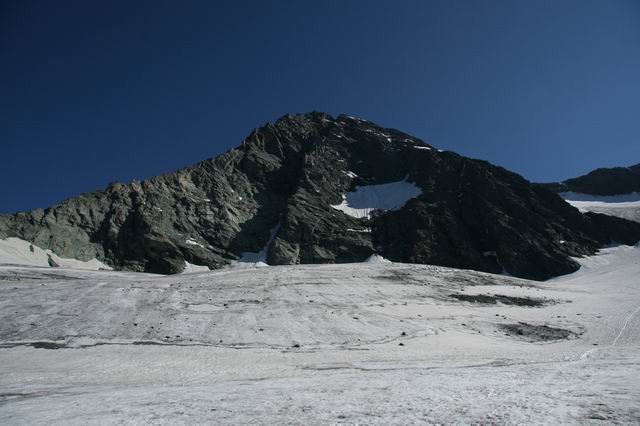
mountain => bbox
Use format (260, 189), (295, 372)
(2, 112), (640, 280)
(542, 163), (640, 195)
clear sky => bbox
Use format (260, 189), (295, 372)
(1, 0), (639, 213)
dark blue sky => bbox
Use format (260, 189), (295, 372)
(2, 1), (639, 213)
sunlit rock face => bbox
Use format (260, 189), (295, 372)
(2, 112), (640, 279)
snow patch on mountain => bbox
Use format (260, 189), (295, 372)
(182, 261), (211, 274)
(331, 177), (422, 219)
(346, 228), (371, 233)
(561, 192), (640, 223)
(0, 237), (111, 270)
(186, 239), (205, 248)
(560, 191), (640, 203)
(364, 254), (391, 264)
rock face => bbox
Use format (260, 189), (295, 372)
(2, 112), (640, 280)
(542, 163), (640, 195)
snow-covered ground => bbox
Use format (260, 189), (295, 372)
(1, 243), (639, 424)
(182, 261), (211, 273)
(561, 191), (640, 223)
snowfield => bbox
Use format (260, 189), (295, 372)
(0, 237), (111, 270)
(561, 191), (640, 223)
(1, 245), (639, 424)
(331, 177), (422, 219)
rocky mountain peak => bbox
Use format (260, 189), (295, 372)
(2, 113), (639, 280)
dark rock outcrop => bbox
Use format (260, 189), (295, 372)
(2, 112), (640, 279)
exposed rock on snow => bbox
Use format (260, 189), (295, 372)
(449, 293), (547, 307)
(498, 322), (578, 342)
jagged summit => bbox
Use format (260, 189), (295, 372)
(2, 113), (639, 279)
(244, 112), (436, 153)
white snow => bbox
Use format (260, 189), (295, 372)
(182, 261), (210, 274)
(413, 145), (432, 150)
(331, 177), (423, 219)
(185, 239), (204, 248)
(343, 170), (358, 178)
(364, 254), (391, 263)
(1, 245), (640, 424)
(560, 192), (640, 223)
(560, 191), (640, 202)
(346, 228), (371, 233)
(0, 237), (111, 270)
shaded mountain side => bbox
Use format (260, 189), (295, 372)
(2, 112), (640, 280)
(541, 163), (640, 195)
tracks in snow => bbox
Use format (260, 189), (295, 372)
(612, 304), (640, 347)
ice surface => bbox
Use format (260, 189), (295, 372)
(1, 245), (640, 424)
(331, 177), (422, 219)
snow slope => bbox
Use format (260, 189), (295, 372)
(0, 237), (111, 270)
(0, 246), (639, 424)
(182, 261), (211, 274)
(331, 177), (422, 219)
(560, 191), (640, 202)
(561, 191), (640, 223)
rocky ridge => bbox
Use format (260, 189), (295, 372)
(542, 163), (640, 196)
